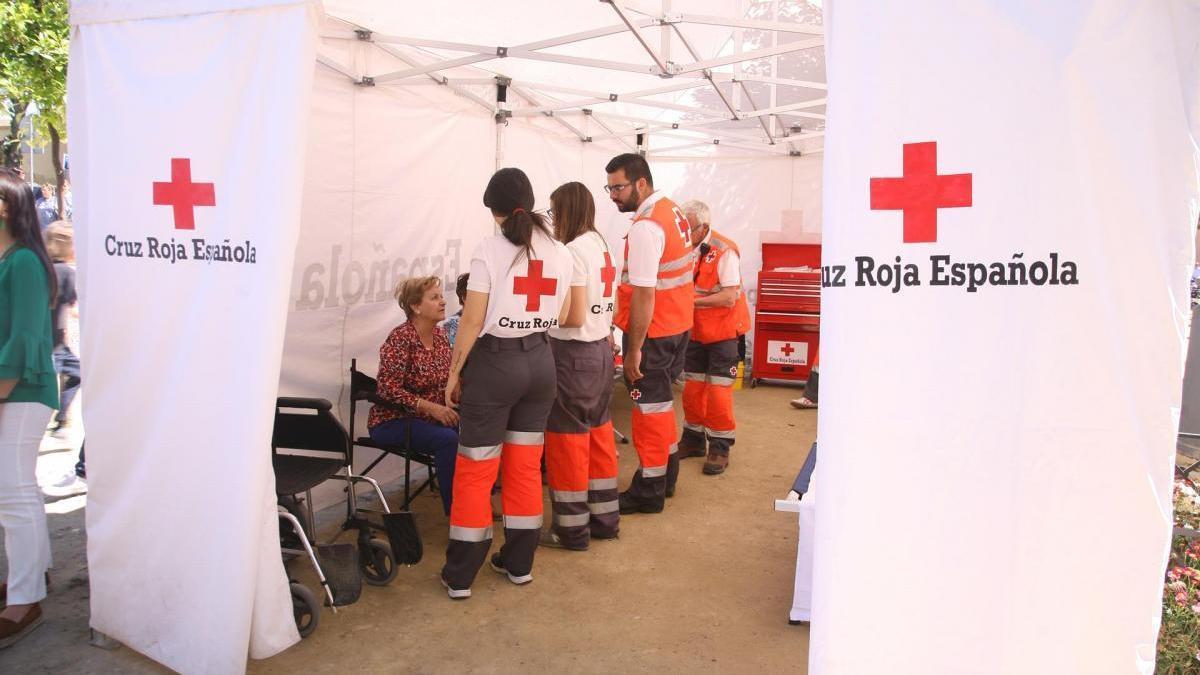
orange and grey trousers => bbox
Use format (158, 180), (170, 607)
(680, 338), (740, 456)
(545, 337), (620, 548)
(623, 330), (689, 510)
(442, 332), (555, 590)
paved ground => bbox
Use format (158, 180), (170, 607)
(0, 382), (816, 674)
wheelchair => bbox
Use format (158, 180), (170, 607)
(272, 397), (415, 637)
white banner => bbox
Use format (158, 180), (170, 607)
(68, 2), (319, 672)
(814, 2), (1199, 674)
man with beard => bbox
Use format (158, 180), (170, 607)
(604, 154), (695, 514)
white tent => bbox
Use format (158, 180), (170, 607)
(287, 1), (827, 507)
(69, 2), (828, 672)
(65, 1), (1199, 674)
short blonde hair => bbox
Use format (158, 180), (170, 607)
(44, 220), (74, 262)
(679, 199), (711, 227)
(394, 275), (441, 320)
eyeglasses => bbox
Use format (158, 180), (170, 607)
(602, 183), (631, 195)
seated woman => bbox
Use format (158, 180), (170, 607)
(368, 275), (459, 515)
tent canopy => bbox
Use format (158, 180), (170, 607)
(318, 0), (827, 159)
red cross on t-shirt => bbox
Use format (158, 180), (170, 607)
(152, 158), (216, 230)
(512, 259), (558, 311)
(781, 343), (795, 357)
(869, 141), (972, 243)
(600, 251), (616, 298)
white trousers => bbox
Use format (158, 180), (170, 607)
(0, 402), (53, 604)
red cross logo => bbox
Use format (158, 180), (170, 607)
(629, 389), (642, 401)
(870, 141), (972, 243)
(513, 259), (558, 311)
(152, 158), (216, 230)
(781, 343), (795, 357)
(600, 251), (616, 298)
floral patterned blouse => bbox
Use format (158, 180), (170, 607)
(368, 321), (453, 429)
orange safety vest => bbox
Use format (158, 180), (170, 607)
(614, 196), (695, 338)
(691, 230), (751, 344)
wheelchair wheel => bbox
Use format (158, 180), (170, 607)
(290, 582), (320, 638)
(359, 538), (398, 586)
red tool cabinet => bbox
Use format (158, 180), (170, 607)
(750, 242), (821, 387)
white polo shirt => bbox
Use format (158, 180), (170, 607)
(624, 191), (668, 288)
(700, 230), (742, 287)
(549, 230), (616, 342)
(467, 228), (573, 338)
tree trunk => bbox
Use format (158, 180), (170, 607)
(3, 103), (28, 170)
(49, 122), (65, 216)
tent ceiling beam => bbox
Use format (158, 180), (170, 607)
(668, 22), (750, 135)
(584, 110), (638, 151)
(510, 85), (591, 142)
(604, 0), (672, 75)
(735, 80), (776, 143)
(317, 54), (357, 81)
(674, 36), (824, 75)
(372, 43), (499, 113)
(738, 97), (827, 119)
(671, 13), (824, 36)
(373, 53), (496, 84)
(721, 74), (827, 91)
(774, 110), (826, 121)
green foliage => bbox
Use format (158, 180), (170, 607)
(1161, 481), (1200, 674)
(0, 0), (69, 168)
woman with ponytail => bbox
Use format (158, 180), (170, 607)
(440, 167), (574, 599)
(0, 167), (58, 647)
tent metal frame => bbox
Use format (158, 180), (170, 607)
(319, 0), (826, 159)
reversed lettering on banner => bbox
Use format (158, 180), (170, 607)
(767, 340), (807, 366)
(295, 239), (462, 311)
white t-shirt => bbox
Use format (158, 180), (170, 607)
(549, 230), (616, 342)
(624, 192), (667, 288)
(700, 231), (742, 287)
(467, 229), (573, 338)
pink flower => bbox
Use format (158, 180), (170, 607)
(1176, 591), (1189, 605)
(1192, 603), (1200, 615)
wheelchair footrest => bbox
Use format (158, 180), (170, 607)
(316, 543), (363, 606)
(383, 511), (423, 565)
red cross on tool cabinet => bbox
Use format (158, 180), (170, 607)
(750, 242), (821, 388)
(512, 259), (558, 311)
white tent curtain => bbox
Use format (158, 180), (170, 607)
(69, 1), (320, 671)
(812, 1), (1200, 673)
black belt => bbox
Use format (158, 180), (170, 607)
(478, 332), (549, 352)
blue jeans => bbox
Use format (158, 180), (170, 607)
(52, 345), (81, 424)
(369, 418), (458, 515)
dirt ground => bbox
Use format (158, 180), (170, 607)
(0, 382), (816, 674)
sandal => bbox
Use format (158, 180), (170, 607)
(790, 397), (817, 410)
(0, 603), (44, 649)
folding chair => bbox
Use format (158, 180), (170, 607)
(348, 358), (439, 510)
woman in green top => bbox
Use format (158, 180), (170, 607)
(0, 166), (58, 649)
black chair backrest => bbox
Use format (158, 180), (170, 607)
(273, 397), (351, 462)
(349, 358), (403, 409)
